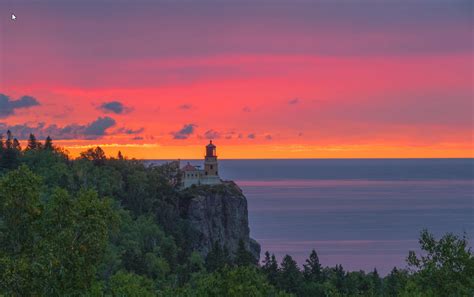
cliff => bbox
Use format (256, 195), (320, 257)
(180, 181), (260, 260)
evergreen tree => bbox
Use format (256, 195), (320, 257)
(234, 239), (257, 267)
(44, 136), (53, 150)
(383, 267), (408, 297)
(370, 267), (382, 295)
(278, 254), (302, 294)
(205, 242), (230, 272)
(333, 264), (346, 292)
(1, 131), (20, 169)
(303, 249), (322, 282)
(117, 150), (124, 160)
(261, 251), (279, 286)
(13, 138), (21, 151)
(26, 133), (39, 151)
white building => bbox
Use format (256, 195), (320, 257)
(181, 140), (222, 188)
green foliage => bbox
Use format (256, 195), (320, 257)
(0, 165), (43, 295)
(109, 271), (156, 297)
(174, 266), (293, 297)
(105, 213), (176, 283)
(0, 166), (116, 296)
(235, 239), (258, 267)
(80, 146), (107, 166)
(404, 229), (474, 296)
(205, 241), (232, 272)
(303, 250), (322, 282)
(262, 251), (279, 286)
(383, 267), (409, 297)
(277, 255), (303, 294)
(0, 130), (21, 170)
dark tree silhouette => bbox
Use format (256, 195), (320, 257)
(303, 249), (322, 282)
(26, 133), (39, 151)
(44, 136), (53, 150)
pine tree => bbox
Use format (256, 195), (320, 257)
(384, 267), (408, 297)
(26, 133), (39, 151)
(278, 255), (302, 294)
(262, 251), (272, 271)
(44, 136), (53, 150)
(370, 267), (382, 295)
(303, 249), (322, 282)
(205, 242), (228, 272)
(234, 239), (256, 267)
(261, 251), (279, 286)
(333, 264), (346, 292)
(13, 138), (21, 151)
(117, 151), (124, 160)
(1, 131), (20, 169)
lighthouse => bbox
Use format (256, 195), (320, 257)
(204, 140), (218, 176)
(181, 140), (222, 188)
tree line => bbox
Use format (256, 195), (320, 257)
(0, 131), (473, 296)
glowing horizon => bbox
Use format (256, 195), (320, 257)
(1, 1), (472, 159)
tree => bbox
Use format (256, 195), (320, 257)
(332, 264), (346, 293)
(40, 189), (117, 295)
(0, 166), (118, 296)
(277, 254), (302, 294)
(0, 166), (43, 295)
(0, 130), (21, 170)
(12, 138), (21, 151)
(383, 267), (408, 297)
(173, 266), (292, 297)
(303, 249), (322, 282)
(80, 146), (107, 166)
(26, 133), (39, 151)
(369, 267), (382, 296)
(0, 165), (42, 254)
(205, 242), (231, 272)
(44, 136), (53, 150)
(109, 271), (156, 297)
(261, 251), (279, 286)
(111, 214), (175, 281)
(235, 239), (257, 267)
(117, 150), (124, 160)
(405, 229), (474, 296)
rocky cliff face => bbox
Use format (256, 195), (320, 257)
(180, 181), (260, 260)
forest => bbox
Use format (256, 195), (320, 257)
(0, 131), (473, 297)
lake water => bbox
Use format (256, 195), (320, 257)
(153, 159), (474, 275)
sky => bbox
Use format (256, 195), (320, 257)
(0, 0), (472, 159)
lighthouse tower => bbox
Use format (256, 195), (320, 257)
(204, 140), (218, 176)
(202, 140), (221, 185)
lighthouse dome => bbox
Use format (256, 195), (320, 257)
(206, 140), (216, 148)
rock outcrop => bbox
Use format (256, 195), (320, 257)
(180, 181), (260, 260)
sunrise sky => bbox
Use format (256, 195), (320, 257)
(0, 1), (472, 159)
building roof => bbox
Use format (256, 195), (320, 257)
(182, 162), (198, 171)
